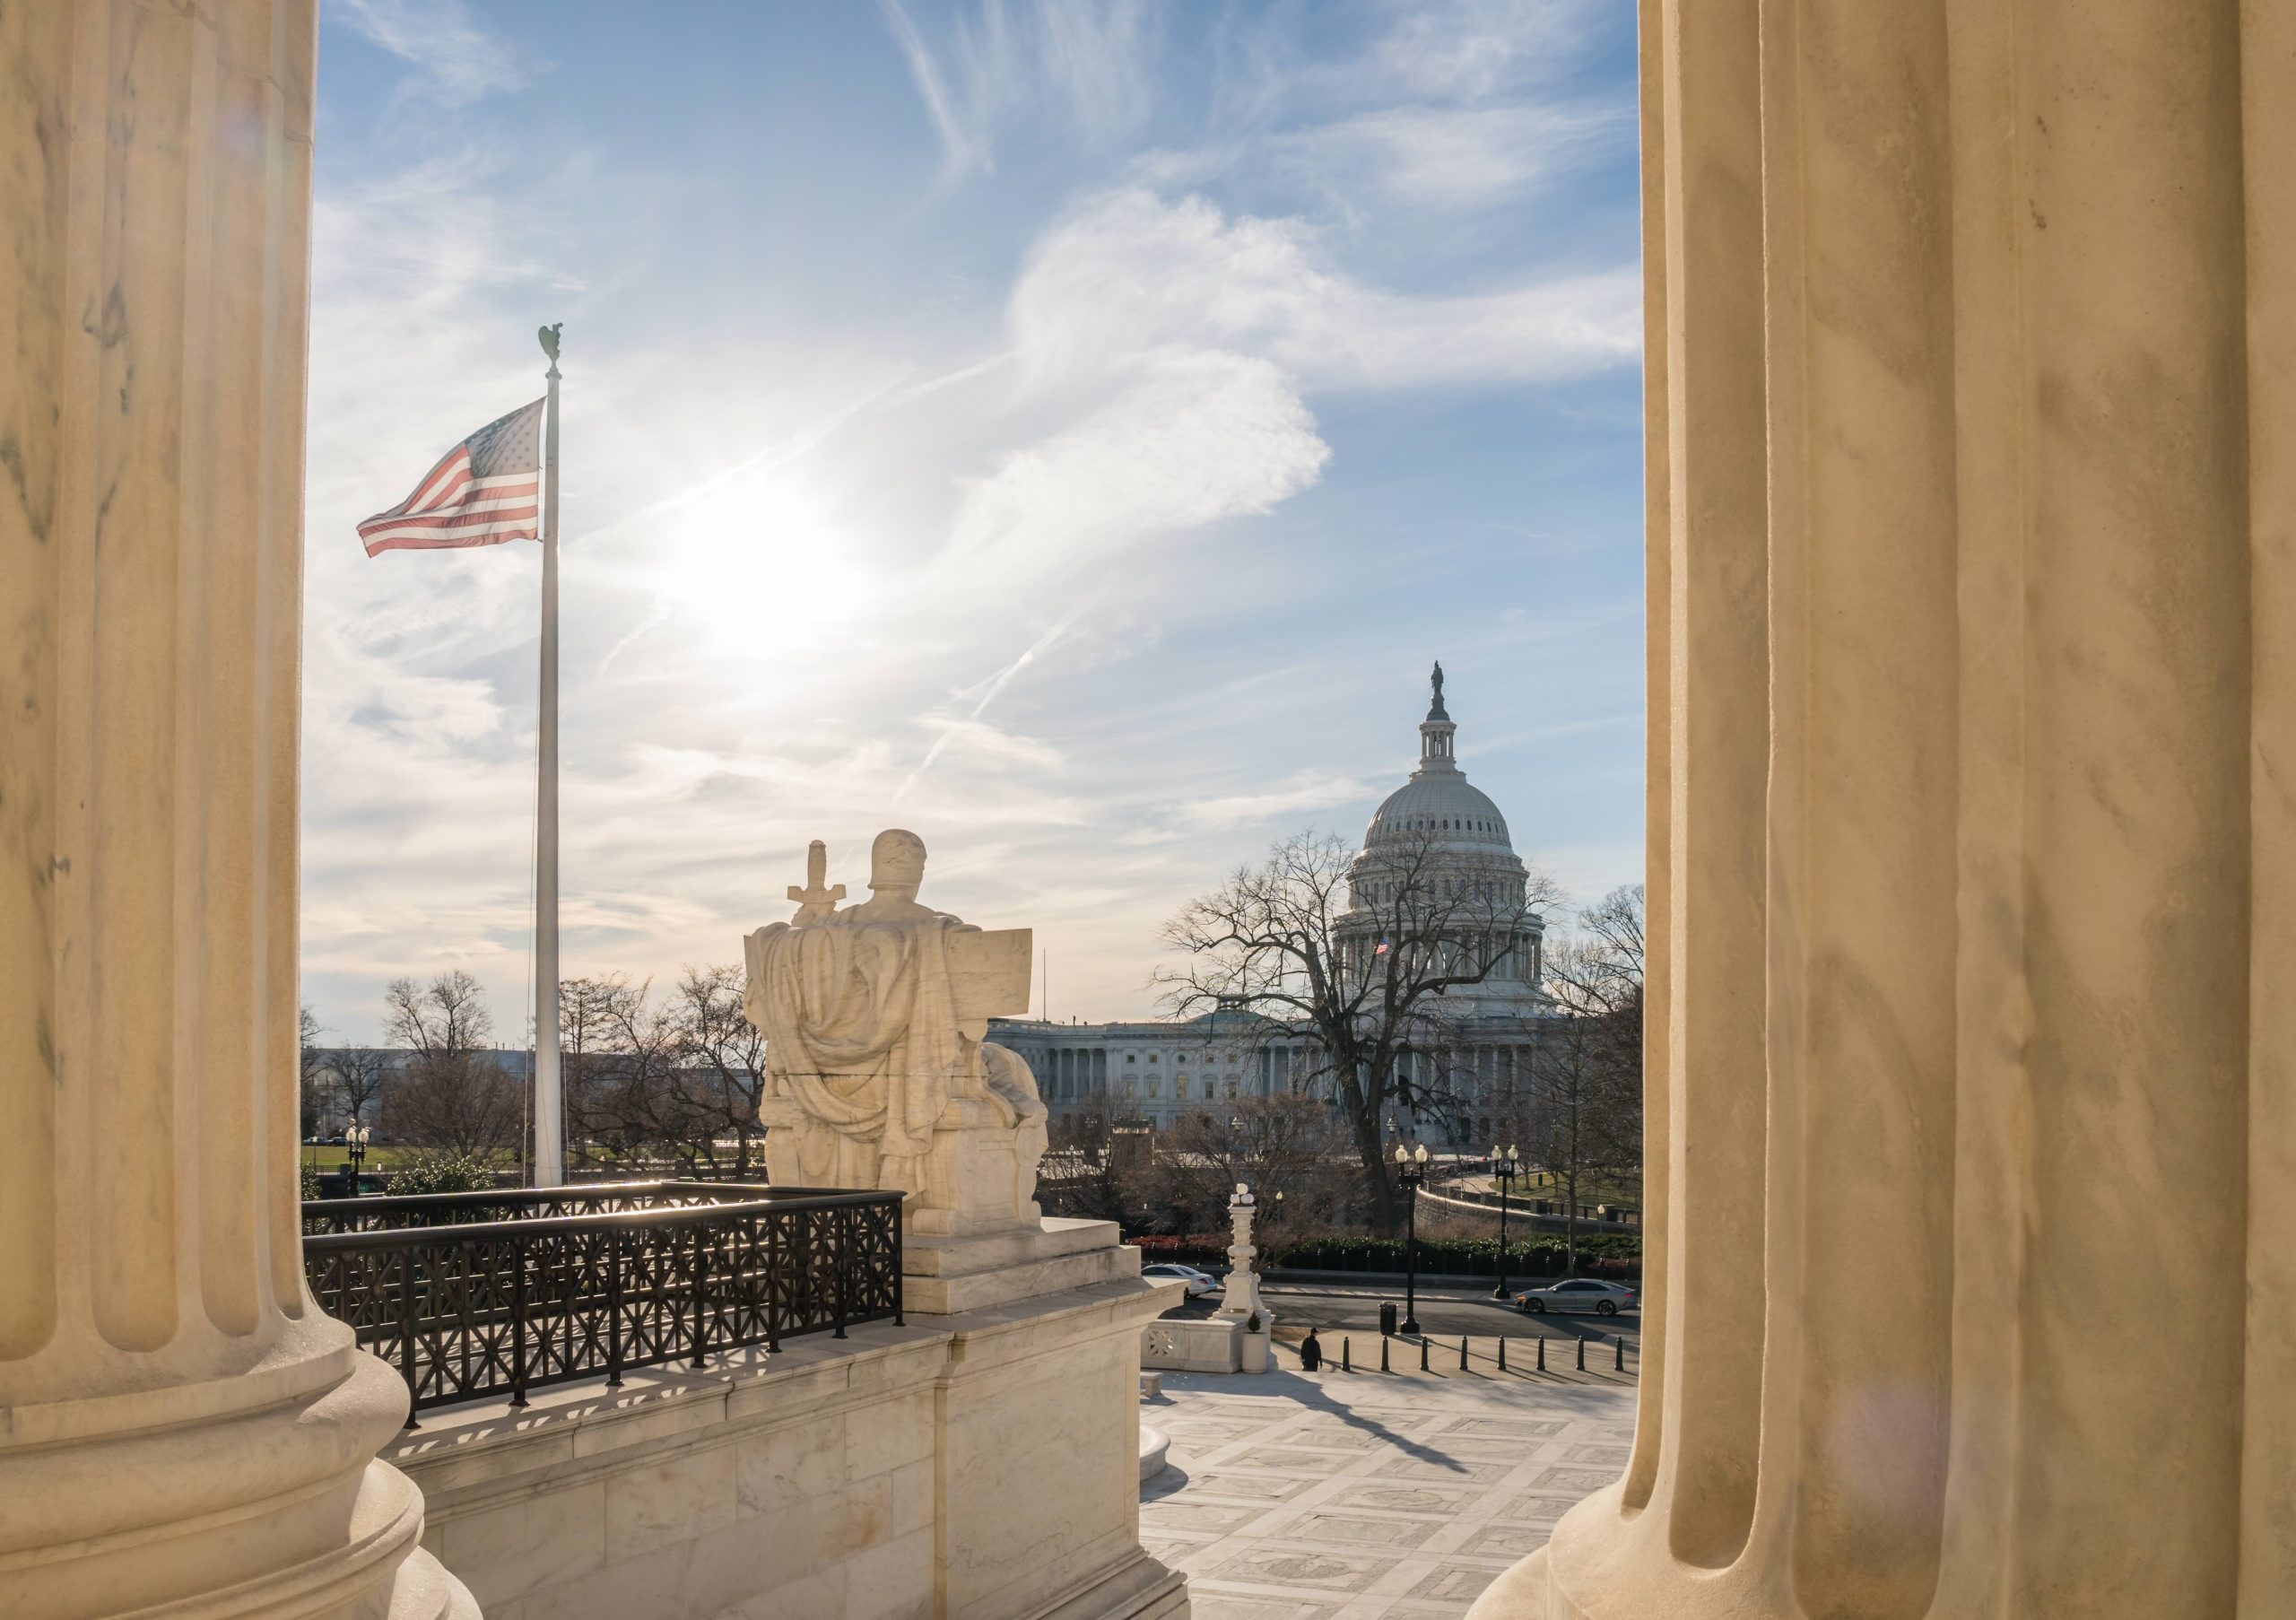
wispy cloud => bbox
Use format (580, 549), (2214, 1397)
(330, 0), (535, 106)
(1283, 100), (1631, 210)
(1175, 769), (1385, 831)
(880, 0), (991, 179)
(1362, 0), (1596, 101)
(880, 0), (1161, 182)
(1007, 189), (1638, 394)
(945, 349), (1330, 579)
(930, 185), (1633, 588)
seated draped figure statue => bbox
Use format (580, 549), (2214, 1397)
(742, 829), (1048, 1235)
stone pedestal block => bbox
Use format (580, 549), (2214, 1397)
(1140, 1317), (1242, 1375)
(388, 1246), (1187, 1620)
(0, 4), (471, 1615)
(902, 1216), (1137, 1314)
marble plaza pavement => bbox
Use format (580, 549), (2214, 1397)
(1140, 1344), (1635, 1619)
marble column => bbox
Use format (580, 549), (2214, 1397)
(1474, 1), (2295, 1616)
(0, 4), (474, 1615)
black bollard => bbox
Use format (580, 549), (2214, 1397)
(1576, 1337), (1586, 1372)
(1343, 1337), (1352, 1372)
(1381, 1337), (1390, 1372)
(1498, 1335), (1508, 1372)
(1419, 1337), (1430, 1372)
(1537, 1336), (1546, 1372)
(1461, 1336), (1469, 1371)
(1615, 1336), (1626, 1372)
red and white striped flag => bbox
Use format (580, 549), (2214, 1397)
(358, 398), (544, 556)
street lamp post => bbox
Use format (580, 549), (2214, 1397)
(1393, 1142), (1431, 1337)
(1490, 1144), (1523, 1300)
(345, 1122), (371, 1196)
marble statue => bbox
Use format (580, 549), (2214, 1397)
(744, 831), (1048, 1235)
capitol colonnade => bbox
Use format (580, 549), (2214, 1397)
(1, 4), (473, 1616)
(1474, 0), (2294, 1616)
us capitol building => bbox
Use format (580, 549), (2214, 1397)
(991, 665), (1552, 1147)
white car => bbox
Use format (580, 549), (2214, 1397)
(1142, 1263), (1220, 1298)
(1515, 1278), (1639, 1316)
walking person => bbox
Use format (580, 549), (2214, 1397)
(1299, 1328), (1324, 1372)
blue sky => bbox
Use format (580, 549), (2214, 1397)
(300, 0), (1645, 1044)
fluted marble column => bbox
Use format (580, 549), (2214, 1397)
(0, 4), (474, 1615)
(1474, 1), (2296, 1616)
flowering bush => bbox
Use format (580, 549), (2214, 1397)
(384, 1151), (499, 1197)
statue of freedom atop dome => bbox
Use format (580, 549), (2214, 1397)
(743, 830), (1047, 1234)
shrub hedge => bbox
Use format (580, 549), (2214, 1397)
(1132, 1231), (1642, 1280)
(383, 1150), (500, 1197)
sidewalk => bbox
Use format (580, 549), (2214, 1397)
(1140, 1340), (1636, 1618)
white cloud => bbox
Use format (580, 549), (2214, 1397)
(1289, 101), (1630, 210)
(880, 0), (992, 179)
(1174, 769), (1385, 832)
(946, 350), (1328, 579)
(1007, 189), (1638, 394)
(881, 0), (1161, 182)
(329, 0), (533, 106)
(1363, 0), (1595, 102)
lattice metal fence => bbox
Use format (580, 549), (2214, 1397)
(301, 1182), (903, 1421)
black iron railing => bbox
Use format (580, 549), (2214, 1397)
(301, 1181), (903, 1420)
(301, 1179), (771, 1235)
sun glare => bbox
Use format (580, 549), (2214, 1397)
(654, 470), (863, 654)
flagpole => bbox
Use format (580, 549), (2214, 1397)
(534, 325), (564, 1187)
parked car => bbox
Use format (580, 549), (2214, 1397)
(1515, 1278), (1638, 1316)
(1142, 1263), (1221, 1298)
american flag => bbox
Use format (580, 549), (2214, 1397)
(358, 398), (544, 556)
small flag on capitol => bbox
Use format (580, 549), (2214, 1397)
(357, 397), (545, 556)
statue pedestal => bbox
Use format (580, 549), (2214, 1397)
(904, 1216), (1136, 1314)
(913, 1098), (1044, 1237)
(761, 1094), (1047, 1239)
(387, 1221), (1184, 1620)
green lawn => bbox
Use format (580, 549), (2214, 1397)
(297, 1145), (512, 1172)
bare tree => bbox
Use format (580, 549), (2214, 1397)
(1132, 1094), (1357, 1235)
(560, 973), (632, 1170)
(1155, 828), (1559, 1234)
(558, 968), (766, 1177)
(320, 1046), (392, 1137)
(1039, 1110), (1137, 1224)
(300, 1005), (328, 1137)
(385, 1061), (521, 1158)
(384, 970), (494, 1059)
(301, 1003), (392, 1139)
(668, 964), (767, 1176)
(1528, 884), (1646, 1271)
(381, 971), (518, 1156)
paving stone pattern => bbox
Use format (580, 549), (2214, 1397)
(1141, 1353), (1635, 1619)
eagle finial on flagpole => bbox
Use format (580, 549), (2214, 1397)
(539, 322), (561, 373)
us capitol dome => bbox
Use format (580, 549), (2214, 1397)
(1335, 662), (1548, 1020)
(1001, 662), (1553, 1147)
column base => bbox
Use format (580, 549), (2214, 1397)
(1025, 1547), (1189, 1620)
(1465, 1548), (1556, 1620)
(0, 1324), (475, 1620)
